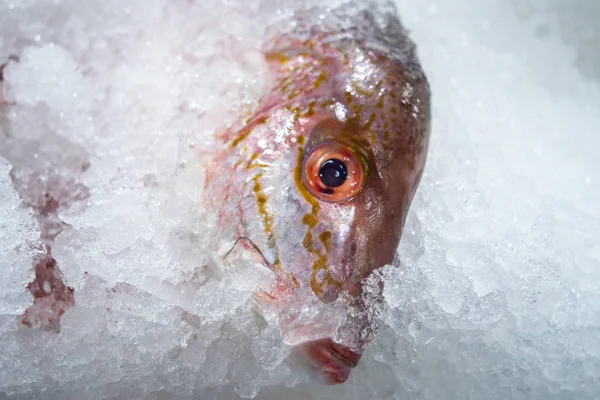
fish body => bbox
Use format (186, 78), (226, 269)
(204, 4), (430, 384)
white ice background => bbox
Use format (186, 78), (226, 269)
(0, 0), (599, 399)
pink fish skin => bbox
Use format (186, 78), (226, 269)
(204, 5), (430, 384)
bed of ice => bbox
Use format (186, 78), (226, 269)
(1, 0), (599, 399)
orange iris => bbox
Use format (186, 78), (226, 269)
(302, 141), (366, 203)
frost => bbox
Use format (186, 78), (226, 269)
(0, 0), (599, 399)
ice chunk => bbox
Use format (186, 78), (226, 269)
(0, 0), (599, 399)
(5, 44), (94, 113)
(0, 158), (37, 317)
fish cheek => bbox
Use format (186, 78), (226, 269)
(349, 162), (411, 284)
(342, 193), (385, 286)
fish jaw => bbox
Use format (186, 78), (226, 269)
(253, 289), (364, 385)
(292, 338), (362, 384)
(249, 275), (381, 385)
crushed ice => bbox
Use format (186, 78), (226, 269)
(0, 0), (599, 399)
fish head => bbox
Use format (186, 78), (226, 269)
(205, 8), (430, 384)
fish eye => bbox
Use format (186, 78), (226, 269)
(319, 159), (347, 188)
(302, 141), (366, 203)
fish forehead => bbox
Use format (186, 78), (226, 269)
(224, 56), (422, 176)
(219, 6), (429, 165)
(259, 7), (430, 156)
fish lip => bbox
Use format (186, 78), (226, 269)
(298, 338), (362, 384)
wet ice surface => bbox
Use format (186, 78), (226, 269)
(0, 0), (599, 399)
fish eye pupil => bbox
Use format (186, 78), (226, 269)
(319, 159), (347, 188)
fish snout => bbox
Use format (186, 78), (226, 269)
(295, 338), (362, 384)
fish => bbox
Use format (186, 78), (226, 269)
(203, 3), (431, 385)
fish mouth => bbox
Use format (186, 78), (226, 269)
(294, 338), (362, 384)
